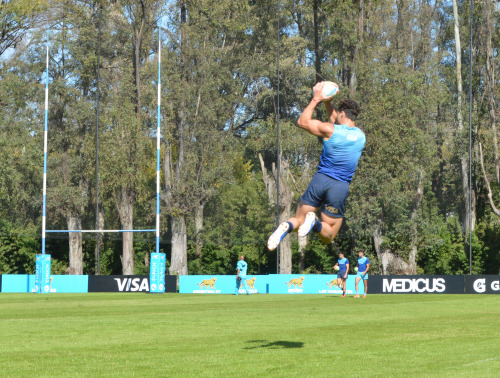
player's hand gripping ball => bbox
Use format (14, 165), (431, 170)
(334, 266), (340, 271)
(313, 81), (339, 102)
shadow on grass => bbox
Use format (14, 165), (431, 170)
(243, 340), (304, 350)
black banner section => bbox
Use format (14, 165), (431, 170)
(464, 275), (500, 294)
(0, 275), (2, 292)
(368, 275), (465, 294)
(88, 275), (176, 293)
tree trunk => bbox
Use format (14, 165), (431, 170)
(279, 201), (293, 274)
(66, 215), (83, 275)
(195, 201), (204, 258)
(350, 0), (364, 96)
(313, 0), (321, 82)
(483, 0), (499, 185)
(452, 0), (474, 236)
(95, 207), (104, 275)
(169, 215), (188, 276)
(408, 170), (424, 274)
(372, 219), (386, 273)
(258, 153), (294, 274)
(298, 233), (307, 271)
(167, 0), (188, 275)
(117, 186), (135, 275)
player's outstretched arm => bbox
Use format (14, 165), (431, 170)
(297, 100), (334, 139)
(298, 82), (334, 138)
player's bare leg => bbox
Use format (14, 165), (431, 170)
(290, 203), (318, 231)
(363, 279), (367, 297)
(268, 203), (318, 251)
(316, 213), (343, 244)
(354, 276), (361, 298)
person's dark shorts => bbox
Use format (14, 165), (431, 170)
(337, 271), (347, 279)
(300, 172), (349, 218)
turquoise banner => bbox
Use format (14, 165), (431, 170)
(1, 274), (88, 293)
(267, 274), (364, 295)
(149, 253), (166, 293)
(179, 275), (268, 294)
(34, 254), (51, 294)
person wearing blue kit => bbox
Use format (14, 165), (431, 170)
(235, 255), (250, 295)
(354, 250), (370, 298)
(334, 252), (349, 297)
(267, 82), (366, 251)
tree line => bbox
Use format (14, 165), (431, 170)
(0, 0), (498, 276)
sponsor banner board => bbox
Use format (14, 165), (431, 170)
(368, 275), (465, 294)
(0, 275), (2, 292)
(34, 254), (51, 293)
(179, 275), (268, 294)
(88, 275), (176, 293)
(464, 275), (500, 294)
(1, 274), (88, 293)
(268, 274), (363, 295)
(149, 253), (166, 293)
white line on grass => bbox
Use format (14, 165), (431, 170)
(462, 356), (500, 367)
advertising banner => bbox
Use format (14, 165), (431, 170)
(1, 274), (88, 293)
(34, 254), (51, 294)
(149, 253), (166, 293)
(179, 275), (268, 294)
(367, 275), (465, 294)
(267, 274), (363, 295)
(464, 275), (500, 294)
(88, 275), (176, 293)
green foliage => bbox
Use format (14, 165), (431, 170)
(0, 0), (499, 276)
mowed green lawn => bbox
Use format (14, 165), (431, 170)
(0, 293), (498, 377)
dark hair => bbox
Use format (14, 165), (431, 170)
(338, 99), (360, 121)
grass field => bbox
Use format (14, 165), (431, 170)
(0, 293), (499, 377)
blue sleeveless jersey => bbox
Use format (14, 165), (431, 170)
(317, 124), (366, 183)
(338, 257), (349, 272)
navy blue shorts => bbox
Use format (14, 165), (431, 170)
(337, 271), (347, 279)
(300, 172), (349, 218)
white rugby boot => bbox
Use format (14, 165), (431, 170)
(267, 222), (290, 251)
(298, 212), (317, 237)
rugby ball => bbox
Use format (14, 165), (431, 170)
(320, 81), (339, 102)
(334, 266), (340, 272)
(354, 267), (359, 272)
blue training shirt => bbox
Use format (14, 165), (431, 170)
(317, 124), (366, 183)
(338, 257), (349, 272)
(357, 256), (369, 273)
(236, 260), (248, 277)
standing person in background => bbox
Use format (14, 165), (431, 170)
(354, 250), (369, 298)
(236, 255), (250, 295)
(334, 252), (349, 297)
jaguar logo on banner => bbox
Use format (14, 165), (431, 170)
(285, 277), (305, 293)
